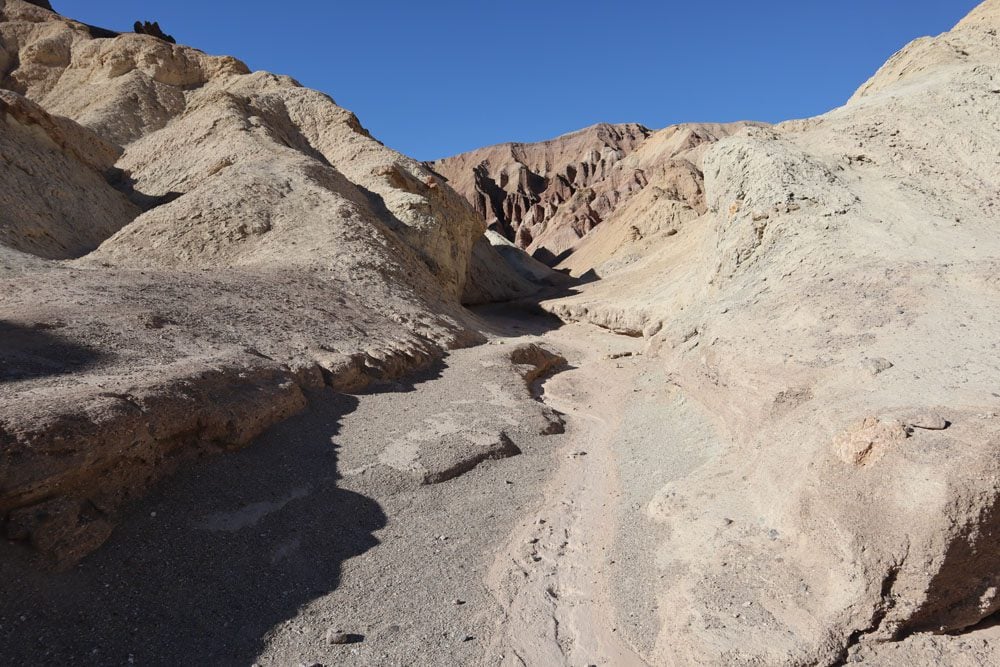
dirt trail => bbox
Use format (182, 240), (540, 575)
(484, 322), (653, 666)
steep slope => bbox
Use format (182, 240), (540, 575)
(0, 90), (139, 258)
(541, 1), (1000, 663)
(432, 120), (753, 263)
(0, 0), (543, 566)
(0, 0), (482, 294)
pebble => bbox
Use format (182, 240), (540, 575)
(909, 412), (948, 430)
(326, 629), (352, 645)
(453, 599), (465, 606)
(860, 357), (893, 377)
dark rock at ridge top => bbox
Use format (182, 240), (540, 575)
(133, 20), (176, 44)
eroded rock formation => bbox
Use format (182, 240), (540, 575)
(0, 0), (549, 566)
(432, 121), (754, 264)
(431, 123), (649, 260)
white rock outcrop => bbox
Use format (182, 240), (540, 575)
(543, 1), (1000, 662)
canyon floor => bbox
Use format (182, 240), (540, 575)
(6, 302), (998, 666)
(0, 305), (665, 666)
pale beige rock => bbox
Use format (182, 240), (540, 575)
(833, 416), (910, 465)
(0, 89), (139, 258)
(2, 0), (999, 664)
(0, 0), (486, 299)
(0, 0), (526, 565)
(462, 230), (571, 305)
(861, 356), (894, 376)
(958, 0), (1000, 29)
(539, 1), (1000, 663)
(909, 412), (949, 430)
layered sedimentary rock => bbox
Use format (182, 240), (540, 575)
(431, 123), (649, 261)
(0, 0), (546, 566)
(556, 122), (757, 277)
(432, 121), (752, 263)
(542, 1), (1000, 662)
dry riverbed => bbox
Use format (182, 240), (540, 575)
(0, 307), (688, 666)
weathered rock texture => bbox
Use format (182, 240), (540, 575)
(376, 342), (566, 486)
(0, 89), (139, 258)
(542, 1), (1000, 663)
(0, 0), (546, 566)
(431, 123), (649, 260)
(431, 121), (754, 264)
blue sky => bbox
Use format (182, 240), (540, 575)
(56, 1), (981, 160)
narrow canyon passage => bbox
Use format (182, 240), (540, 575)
(0, 307), (689, 666)
(483, 321), (652, 666)
(257, 310), (680, 666)
(480, 315), (724, 667)
(4, 2), (1000, 665)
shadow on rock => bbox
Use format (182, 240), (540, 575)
(0, 390), (385, 666)
(0, 320), (105, 382)
(349, 355), (449, 397)
(468, 302), (569, 339)
(105, 167), (183, 212)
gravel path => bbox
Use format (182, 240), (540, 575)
(0, 308), (684, 666)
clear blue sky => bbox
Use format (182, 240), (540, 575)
(56, 0), (981, 160)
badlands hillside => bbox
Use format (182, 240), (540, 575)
(431, 121), (755, 264)
(2, 0), (1000, 665)
(0, 0), (563, 566)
